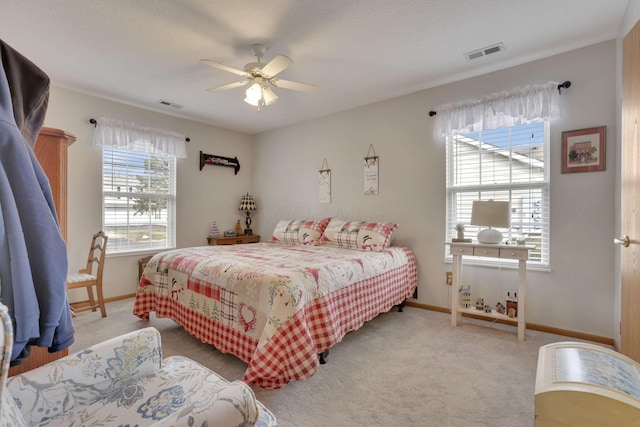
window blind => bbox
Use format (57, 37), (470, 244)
(102, 147), (176, 254)
(446, 122), (549, 266)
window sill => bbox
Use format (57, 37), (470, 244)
(444, 255), (550, 272)
(107, 248), (175, 259)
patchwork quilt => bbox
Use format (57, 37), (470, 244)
(134, 243), (417, 388)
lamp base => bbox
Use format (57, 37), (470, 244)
(244, 211), (253, 236)
(477, 228), (503, 244)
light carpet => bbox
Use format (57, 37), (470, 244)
(70, 298), (593, 426)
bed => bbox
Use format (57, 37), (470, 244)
(133, 219), (417, 389)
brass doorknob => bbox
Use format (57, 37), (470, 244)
(614, 235), (630, 247)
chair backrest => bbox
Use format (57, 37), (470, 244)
(0, 302), (27, 425)
(84, 231), (108, 279)
(0, 303), (13, 401)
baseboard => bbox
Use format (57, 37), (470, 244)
(105, 293), (137, 303)
(81, 295), (615, 346)
(70, 293), (137, 310)
(404, 301), (615, 346)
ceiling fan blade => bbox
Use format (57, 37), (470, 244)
(272, 78), (318, 93)
(207, 81), (250, 92)
(200, 59), (247, 76)
(261, 54), (293, 77)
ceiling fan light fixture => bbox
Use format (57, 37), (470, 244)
(244, 79), (278, 109)
(243, 95), (260, 107)
(244, 81), (263, 106)
(262, 86), (278, 105)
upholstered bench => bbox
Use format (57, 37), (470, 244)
(0, 314), (276, 426)
(535, 341), (640, 426)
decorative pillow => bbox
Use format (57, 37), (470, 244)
(269, 217), (331, 245)
(270, 220), (303, 245)
(320, 218), (398, 251)
(319, 219), (364, 249)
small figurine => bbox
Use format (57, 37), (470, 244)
(483, 304), (492, 313)
(208, 221), (221, 238)
(495, 302), (506, 314)
(459, 286), (472, 308)
(453, 223), (472, 242)
(476, 297), (484, 310)
(506, 292), (518, 318)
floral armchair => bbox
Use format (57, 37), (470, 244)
(0, 303), (276, 426)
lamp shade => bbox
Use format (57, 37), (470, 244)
(470, 200), (510, 244)
(239, 193), (257, 211)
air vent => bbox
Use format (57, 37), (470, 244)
(464, 42), (505, 60)
(158, 100), (184, 109)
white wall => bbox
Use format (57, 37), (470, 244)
(252, 41), (617, 338)
(43, 87), (252, 299)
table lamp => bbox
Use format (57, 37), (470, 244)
(470, 200), (510, 244)
(238, 193), (257, 236)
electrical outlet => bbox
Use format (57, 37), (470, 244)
(446, 271), (453, 286)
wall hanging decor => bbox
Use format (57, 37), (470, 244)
(364, 144), (379, 195)
(561, 126), (606, 173)
(319, 158), (331, 204)
(199, 150), (240, 174)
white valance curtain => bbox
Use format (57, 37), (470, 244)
(91, 117), (188, 158)
(432, 81), (561, 138)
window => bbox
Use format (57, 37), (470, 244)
(102, 146), (176, 254)
(446, 121), (549, 267)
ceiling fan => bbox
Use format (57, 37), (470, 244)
(200, 44), (318, 110)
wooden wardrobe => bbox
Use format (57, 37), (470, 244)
(8, 127), (75, 376)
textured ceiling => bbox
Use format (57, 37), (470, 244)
(0, 0), (630, 134)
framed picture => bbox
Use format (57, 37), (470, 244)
(561, 126), (606, 173)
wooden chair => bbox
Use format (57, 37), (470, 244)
(67, 231), (108, 317)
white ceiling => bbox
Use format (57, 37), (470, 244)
(1, 0), (630, 135)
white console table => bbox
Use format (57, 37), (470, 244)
(447, 242), (531, 341)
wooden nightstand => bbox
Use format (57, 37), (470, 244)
(207, 235), (260, 245)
